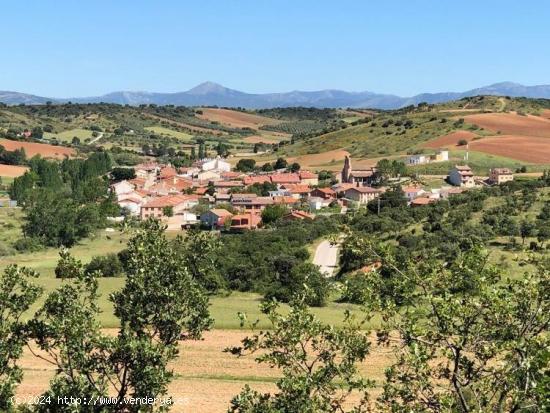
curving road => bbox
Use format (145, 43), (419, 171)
(313, 240), (339, 277)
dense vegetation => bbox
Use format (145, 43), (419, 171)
(218, 216), (342, 300)
(9, 152), (118, 248)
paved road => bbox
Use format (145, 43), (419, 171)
(313, 240), (339, 277)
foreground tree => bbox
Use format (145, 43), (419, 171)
(30, 220), (212, 411)
(362, 243), (550, 412)
(177, 228), (225, 293)
(227, 297), (372, 413)
(0, 266), (42, 410)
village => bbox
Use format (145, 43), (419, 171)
(111, 153), (516, 231)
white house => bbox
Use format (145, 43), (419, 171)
(402, 186), (426, 202)
(448, 165), (475, 188)
(489, 168), (514, 185)
(308, 196), (332, 210)
(433, 150), (449, 162)
(117, 192), (145, 216)
(195, 157), (231, 173)
(343, 186), (382, 205)
(407, 154), (428, 165)
(196, 170), (221, 182)
(111, 180), (134, 197)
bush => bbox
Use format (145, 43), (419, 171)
(85, 254), (123, 277)
(13, 237), (43, 252)
(457, 139), (468, 146)
(264, 262), (330, 307)
(261, 204), (287, 224)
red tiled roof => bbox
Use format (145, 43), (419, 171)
(135, 189), (152, 197)
(332, 183), (356, 192)
(128, 177), (146, 187)
(209, 208), (233, 217)
(299, 171), (317, 179)
(350, 170), (375, 178)
(411, 197), (436, 206)
(269, 173), (301, 184)
(243, 176), (272, 185)
(272, 196), (299, 205)
(214, 180), (244, 187)
(281, 184), (311, 194)
(345, 186), (381, 194)
(149, 177), (192, 193)
(402, 186), (424, 193)
(221, 171), (244, 179)
(312, 187), (335, 195)
(142, 195), (196, 208)
(159, 166), (177, 179)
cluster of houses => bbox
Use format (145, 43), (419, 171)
(448, 165), (514, 188)
(111, 155), (518, 231)
(112, 157), (331, 231)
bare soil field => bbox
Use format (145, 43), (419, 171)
(542, 109), (550, 120)
(423, 130), (479, 148)
(468, 135), (550, 163)
(198, 108), (280, 130)
(16, 329), (391, 413)
(463, 112), (550, 138)
(0, 139), (75, 159)
(0, 163), (29, 177)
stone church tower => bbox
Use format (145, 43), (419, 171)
(342, 155), (352, 183)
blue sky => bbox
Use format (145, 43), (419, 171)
(2, 0), (549, 97)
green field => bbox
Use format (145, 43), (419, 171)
(0, 176), (14, 196)
(0, 207), (23, 254)
(145, 126), (194, 141)
(408, 150), (537, 175)
(44, 128), (95, 142)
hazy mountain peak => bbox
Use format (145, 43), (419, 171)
(187, 81), (230, 95)
(488, 81), (523, 88)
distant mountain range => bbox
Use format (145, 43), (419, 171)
(2, 81), (550, 109)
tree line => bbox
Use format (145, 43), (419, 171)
(9, 152), (118, 249)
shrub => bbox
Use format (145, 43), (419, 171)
(84, 254), (123, 277)
(13, 237), (43, 252)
